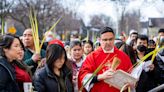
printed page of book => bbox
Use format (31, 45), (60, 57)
(104, 70), (138, 90)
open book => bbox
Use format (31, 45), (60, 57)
(104, 70), (138, 90)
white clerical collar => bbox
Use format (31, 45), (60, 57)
(103, 47), (114, 53)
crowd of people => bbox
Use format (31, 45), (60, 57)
(0, 27), (163, 92)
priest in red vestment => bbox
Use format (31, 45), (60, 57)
(78, 27), (132, 92)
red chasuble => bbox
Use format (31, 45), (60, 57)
(78, 47), (132, 92)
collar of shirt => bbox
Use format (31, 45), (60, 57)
(28, 48), (35, 53)
(103, 47), (114, 53)
(72, 56), (84, 68)
(76, 59), (84, 68)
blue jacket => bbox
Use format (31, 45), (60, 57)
(0, 56), (20, 92)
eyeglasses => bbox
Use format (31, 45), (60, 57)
(101, 38), (114, 42)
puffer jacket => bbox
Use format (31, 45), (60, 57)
(33, 64), (73, 92)
(0, 56), (20, 92)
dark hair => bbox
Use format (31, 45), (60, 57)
(115, 42), (124, 49)
(130, 32), (138, 36)
(123, 44), (137, 64)
(46, 44), (67, 72)
(137, 34), (148, 43)
(82, 40), (94, 50)
(158, 28), (164, 33)
(100, 27), (115, 35)
(70, 40), (82, 49)
(64, 41), (70, 46)
(148, 40), (156, 46)
(0, 34), (24, 57)
(115, 42), (137, 64)
(129, 39), (137, 47)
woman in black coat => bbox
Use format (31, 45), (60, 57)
(0, 34), (23, 92)
(33, 40), (73, 92)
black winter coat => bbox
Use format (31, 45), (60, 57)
(0, 56), (20, 92)
(33, 64), (73, 92)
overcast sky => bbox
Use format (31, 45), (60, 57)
(60, 0), (164, 25)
